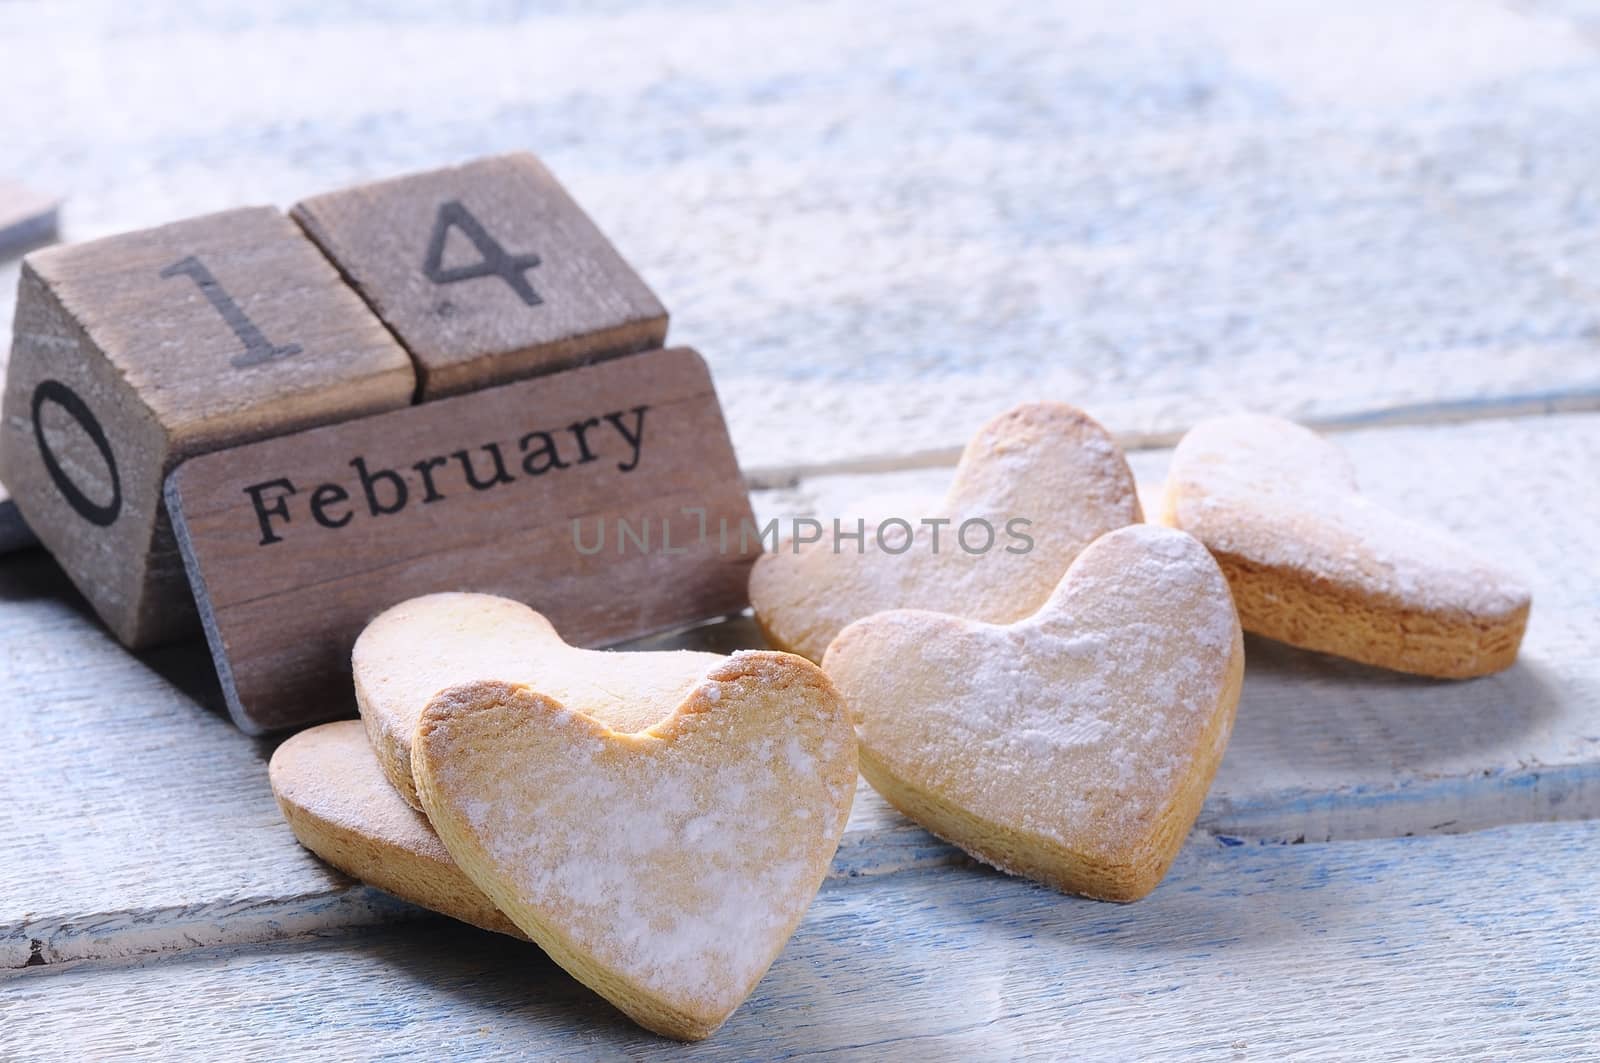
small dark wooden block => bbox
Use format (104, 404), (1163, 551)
(166, 346), (756, 734)
(0, 179), (59, 259)
(0, 207), (416, 647)
(292, 153), (668, 399)
(0, 485), (36, 553)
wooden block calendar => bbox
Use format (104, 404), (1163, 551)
(0, 207), (417, 647)
(0, 154), (758, 731)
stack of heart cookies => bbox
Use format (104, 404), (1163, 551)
(752, 404), (1530, 901)
(271, 401), (1531, 1042)
(753, 402), (1247, 901)
(271, 593), (858, 1041)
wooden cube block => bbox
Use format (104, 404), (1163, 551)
(0, 207), (416, 648)
(291, 153), (667, 399)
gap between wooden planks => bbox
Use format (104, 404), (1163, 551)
(5, 818), (1597, 1060)
(740, 387), (1600, 490)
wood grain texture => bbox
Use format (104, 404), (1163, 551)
(6, 412), (1596, 975)
(0, 207), (416, 647)
(4, 5), (1600, 1043)
(293, 152), (669, 399)
(5, 818), (1597, 1059)
(0, 558), (422, 972)
(4, 1), (1600, 473)
(167, 346), (755, 733)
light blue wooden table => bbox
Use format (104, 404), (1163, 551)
(2, 1), (1599, 1058)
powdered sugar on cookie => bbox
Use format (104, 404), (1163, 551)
(354, 592), (725, 808)
(414, 652), (857, 1039)
(750, 402), (1142, 662)
(825, 523), (1243, 901)
(1169, 414), (1529, 617)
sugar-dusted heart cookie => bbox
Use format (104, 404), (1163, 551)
(749, 402), (1141, 662)
(269, 720), (525, 939)
(1160, 414), (1531, 678)
(355, 592), (723, 809)
(412, 652), (856, 1040)
(824, 524), (1243, 902)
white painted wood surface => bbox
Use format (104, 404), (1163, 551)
(4, 0), (1600, 1054)
(6, 818), (1597, 1060)
(4, 412), (1593, 978)
(3, 0), (1600, 476)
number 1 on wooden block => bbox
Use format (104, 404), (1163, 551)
(0, 206), (416, 649)
(160, 255), (304, 368)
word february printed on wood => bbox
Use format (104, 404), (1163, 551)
(168, 346), (756, 734)
(0, 151), (684, 650)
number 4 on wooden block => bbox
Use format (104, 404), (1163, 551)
(292, 153), (669, 400)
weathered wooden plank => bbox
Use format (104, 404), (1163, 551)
(0, 569), (930, 972)
(4, 412), (1595, 972)
(6, 819), (1597, 1059)
(292, 152), (669, 399)
(3, 0), (1600, 474)
(0, 559), (421, 971)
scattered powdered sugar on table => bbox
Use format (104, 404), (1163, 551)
(1173, 415), (1530, 616)
(850, 523), (1239, 852)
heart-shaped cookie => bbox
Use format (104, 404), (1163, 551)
(412, 651), (857, 1041)
(354, 592), (723, 809)
(1160, 414), (1530, 678)
(269, 720), (524, 938)
(749, 402), (1141, 661)
(823, 524), (1243, 902)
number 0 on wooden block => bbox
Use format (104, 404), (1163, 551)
(165, 346), (756, 734)
(0, 207), (416, 648)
